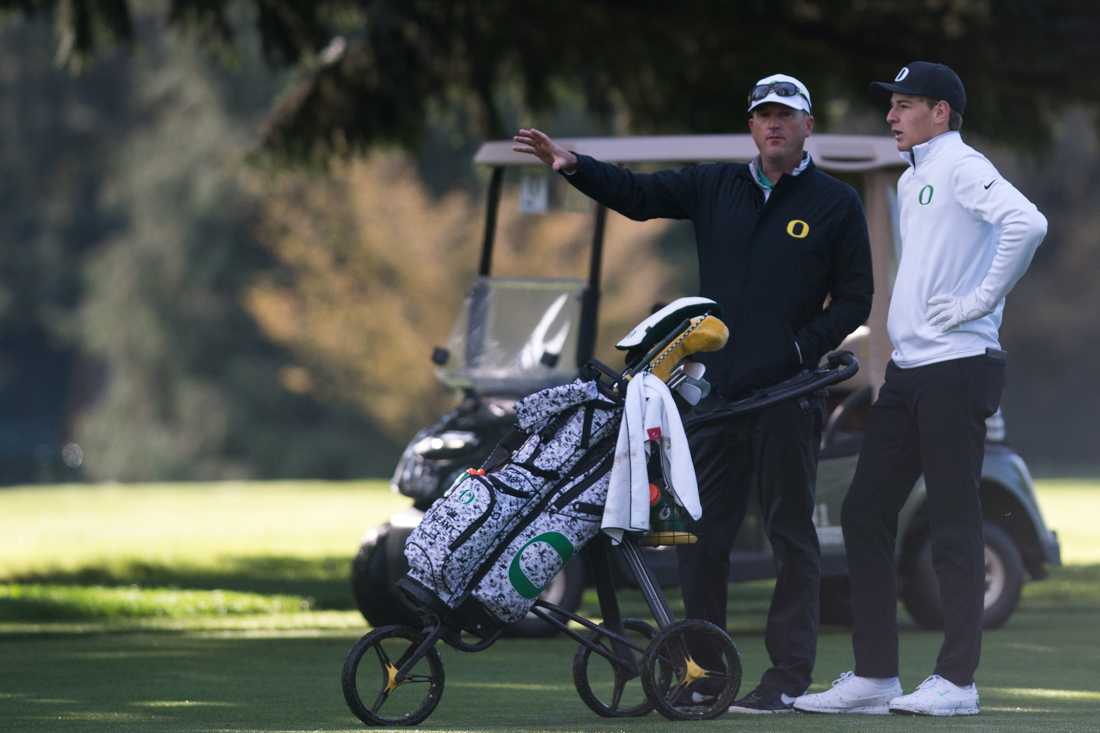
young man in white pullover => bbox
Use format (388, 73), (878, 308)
(795, 61), (1047, 717)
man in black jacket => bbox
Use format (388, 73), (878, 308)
(514, 73), (872, 713)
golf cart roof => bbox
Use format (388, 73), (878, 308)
(476, 133), (905, 173)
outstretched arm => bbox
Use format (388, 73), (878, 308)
(512, 127), (699, 222)
(513, 128), (578, 173)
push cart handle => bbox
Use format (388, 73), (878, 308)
(825, 349), (860, 377)
(685, 350), (861, 428)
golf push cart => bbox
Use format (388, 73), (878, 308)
(353, 134), (1060, 638)
(342, 296), (862, 726)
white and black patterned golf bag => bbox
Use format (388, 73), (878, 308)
(399, 379), (622, 635)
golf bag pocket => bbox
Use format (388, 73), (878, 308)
(404, 471), (532, 602)
(471, 453), (614, 623)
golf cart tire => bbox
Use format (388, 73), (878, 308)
(901, 520), (1025, 630)
(351, 523), (420, 628)
(504, 557), (586, 638)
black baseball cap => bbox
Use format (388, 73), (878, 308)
(870, 61), (966, 116)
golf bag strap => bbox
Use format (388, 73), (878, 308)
(480, 428), (529, 473)
(511, 397), (618, 480)
(580, 402), (595, 449)
(512, 461), (559, 482)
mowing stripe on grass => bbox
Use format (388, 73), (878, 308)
(0, 584), (309, 620)
(989, 687), (1100, 702)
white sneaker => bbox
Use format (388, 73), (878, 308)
(792, 671), (902, 715)
(889, 675), (980, 716)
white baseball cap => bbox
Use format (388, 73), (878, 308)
(747, 73), (812, 113)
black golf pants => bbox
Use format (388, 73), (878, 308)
(842, 353), (1005, 686)
(676, 393), (824, 696)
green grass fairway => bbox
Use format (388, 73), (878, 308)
(1, 480), (410, 568)
(1031, 478), (1100, 564)
(3, 607), (1099, 732)
(0, 479), (1098, 731)
(0, 481), (409, 621)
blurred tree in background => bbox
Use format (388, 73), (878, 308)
(0, 16), (132, 481)
(6, 1), (1100, 157)
(247, 152), (673, 442)
(0, 7), (389, 481)
(992, 111), (1100, 469)
(1, 0), (1098, 481)
(73, 18), (395, 481)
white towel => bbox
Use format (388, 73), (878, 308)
(602, 373), (701, 543)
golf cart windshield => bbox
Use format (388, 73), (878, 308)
(436, 277), (585, 396)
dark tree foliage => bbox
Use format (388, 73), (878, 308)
(0, 15), (129, 481)
(3, 0), (1098, 160)
(3, 1), (1098, 477)
(0, 8), (398, 482)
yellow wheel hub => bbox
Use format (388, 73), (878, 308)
(682, 655), (708, 684)
(384, 663), (400, 693)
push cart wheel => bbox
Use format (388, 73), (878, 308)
(641, 619), (741, 721)
(572, 618), (662, 717)
(342, 624), (445, 727)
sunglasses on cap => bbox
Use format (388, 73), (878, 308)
(748, 81), (809, 106)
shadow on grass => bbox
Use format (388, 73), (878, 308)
(574, 578), (778, 640)
(7, 555), (1095, 627)
(9, 555), (355, 611)
(12, 556), (781, 618)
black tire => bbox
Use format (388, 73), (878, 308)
(504, 557), (586, 638)
(819, 575), (854, 627)
(900, 521), (1025, 630)
(341, 625), (445, 727)
(573, 618), (657, 717)
(351, 524), (419, 628)
(641, 619), (741, 721)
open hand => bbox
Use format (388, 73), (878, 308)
(512, 128), (578, 173)
(927, 292), (989, 332)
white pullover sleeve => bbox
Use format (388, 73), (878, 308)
(953, 157), (1048, 312)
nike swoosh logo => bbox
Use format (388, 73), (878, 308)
(983, 180), (996, 189)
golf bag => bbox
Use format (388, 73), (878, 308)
(401, 379), (621, 632)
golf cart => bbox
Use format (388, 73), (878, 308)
(352, 133), (1061, 635)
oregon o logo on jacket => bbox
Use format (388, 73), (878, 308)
(786, 219), (810, 239)
(508, 531), (574, 598)
(918, 185), (934, 205)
